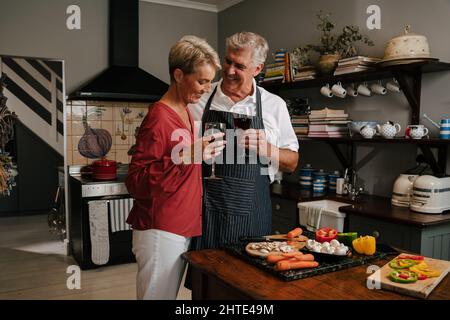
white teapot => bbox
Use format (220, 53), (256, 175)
(360, 125), (377, 139)
(377, 121), (401, 139)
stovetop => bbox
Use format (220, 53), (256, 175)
(70, 165), (130, 197)
(71, 173), (127, 185)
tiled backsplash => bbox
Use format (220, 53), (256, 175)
(66, 100), (151, 165)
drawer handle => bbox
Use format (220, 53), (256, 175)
(275, 204), (281, 210)
(372, 230), (380, 239)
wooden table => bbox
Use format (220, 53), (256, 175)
(184, 249), (450, 300)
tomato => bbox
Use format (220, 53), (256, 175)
(398, 254), (424, 261)
(417, 274), (427, 280)
(315, 228), (338, 243)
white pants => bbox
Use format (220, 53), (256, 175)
(132, 229), (191, 300)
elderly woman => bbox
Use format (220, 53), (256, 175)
(125, 35), (223, 300)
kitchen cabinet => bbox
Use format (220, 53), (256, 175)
(340, 195), (450, 260)
(271, 195), (298, 234)
(348, 215), (450, 261)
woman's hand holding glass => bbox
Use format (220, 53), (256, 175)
(203, 122), (226, 179)
(202, 131), (226, 161)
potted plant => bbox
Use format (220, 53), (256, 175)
(294, 11), (374, 76)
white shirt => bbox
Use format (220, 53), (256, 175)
(188, 78), (299, 182)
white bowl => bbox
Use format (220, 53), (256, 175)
(348, 121), (378, 135)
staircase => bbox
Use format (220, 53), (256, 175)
(0, 56), (64, 155)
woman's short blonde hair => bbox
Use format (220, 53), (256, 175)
(169, 35), (221, 83)
(226, 32), (269, 67)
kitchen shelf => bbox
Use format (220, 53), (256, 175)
(263, 60), (450, 91)
(263, 60), (450, 124)
(298, 136), (450, 145)
(298, 136), (449, 175)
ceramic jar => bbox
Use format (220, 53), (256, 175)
(312, 169), (328, 193)
(377, 121), (402, 139)
(299, 164), (316, 189)
(317, 54), (341, 76)
(328, 171), (340, 193)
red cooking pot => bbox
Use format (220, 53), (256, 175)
(92, 159), (117, 180)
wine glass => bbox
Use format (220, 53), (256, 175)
(232, 106), (255, 158)
(204, 122), (226, 180)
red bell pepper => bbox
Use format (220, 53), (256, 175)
(315, 228), (338, 243)
(398, 254), (424, 261)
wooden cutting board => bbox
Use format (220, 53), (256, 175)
(245, 241), (306, 258)
(367, 255), (450, 299)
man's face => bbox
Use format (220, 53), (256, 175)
(222, 47), (263, 93)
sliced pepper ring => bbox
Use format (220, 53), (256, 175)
(409, 264), (441, 278)
(389, 258), (417, 269)
(389, 270), (418, 284)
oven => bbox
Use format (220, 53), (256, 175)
(69, 168), (135, 270)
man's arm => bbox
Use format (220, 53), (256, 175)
(267, 143), (299, 173)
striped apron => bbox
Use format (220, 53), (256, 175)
(193, 86), (272, 249)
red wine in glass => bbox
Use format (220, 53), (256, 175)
(233, 112), (253, 158)
(233, 114), (252, 130)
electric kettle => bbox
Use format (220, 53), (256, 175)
(391, 174), (419, 207)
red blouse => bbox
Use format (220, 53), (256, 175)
(125, 102), (202, 237)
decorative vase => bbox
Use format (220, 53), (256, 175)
(317, 53), (340, 76)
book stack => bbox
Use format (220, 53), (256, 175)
(262, 62), (285, 84)
(333, 56), (381, 75)
(308, 108), (350, 138)
(291, 114), (309, 138)
(293, 66), (317, 81)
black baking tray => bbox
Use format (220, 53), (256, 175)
(225, 231), (397, 281)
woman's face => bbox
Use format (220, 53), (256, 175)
(177, 63), (216, 104)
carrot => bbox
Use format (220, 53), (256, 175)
(292, 254), (315, 261)
(281, 252), (303, 258)
(266, 255), (295, 263)
(266, 253), (315, 264)
(275, 260), (319, 271)
(287, 227), (303, 238)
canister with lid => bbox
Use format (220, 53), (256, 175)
(299, 164), (316, 189)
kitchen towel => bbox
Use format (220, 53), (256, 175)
(306, 205), (323, 232)
(109, 198), (133, 233)
(88, 200), (110, 265)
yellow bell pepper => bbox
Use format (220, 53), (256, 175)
(409, 262), (441, 278)
(352, 235), (376, 255)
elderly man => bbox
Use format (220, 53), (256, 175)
(189, 31), (299, 249)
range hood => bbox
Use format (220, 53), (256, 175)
(68, 0), (168, 102)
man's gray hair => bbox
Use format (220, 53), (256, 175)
(225, 32), (269, 67)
